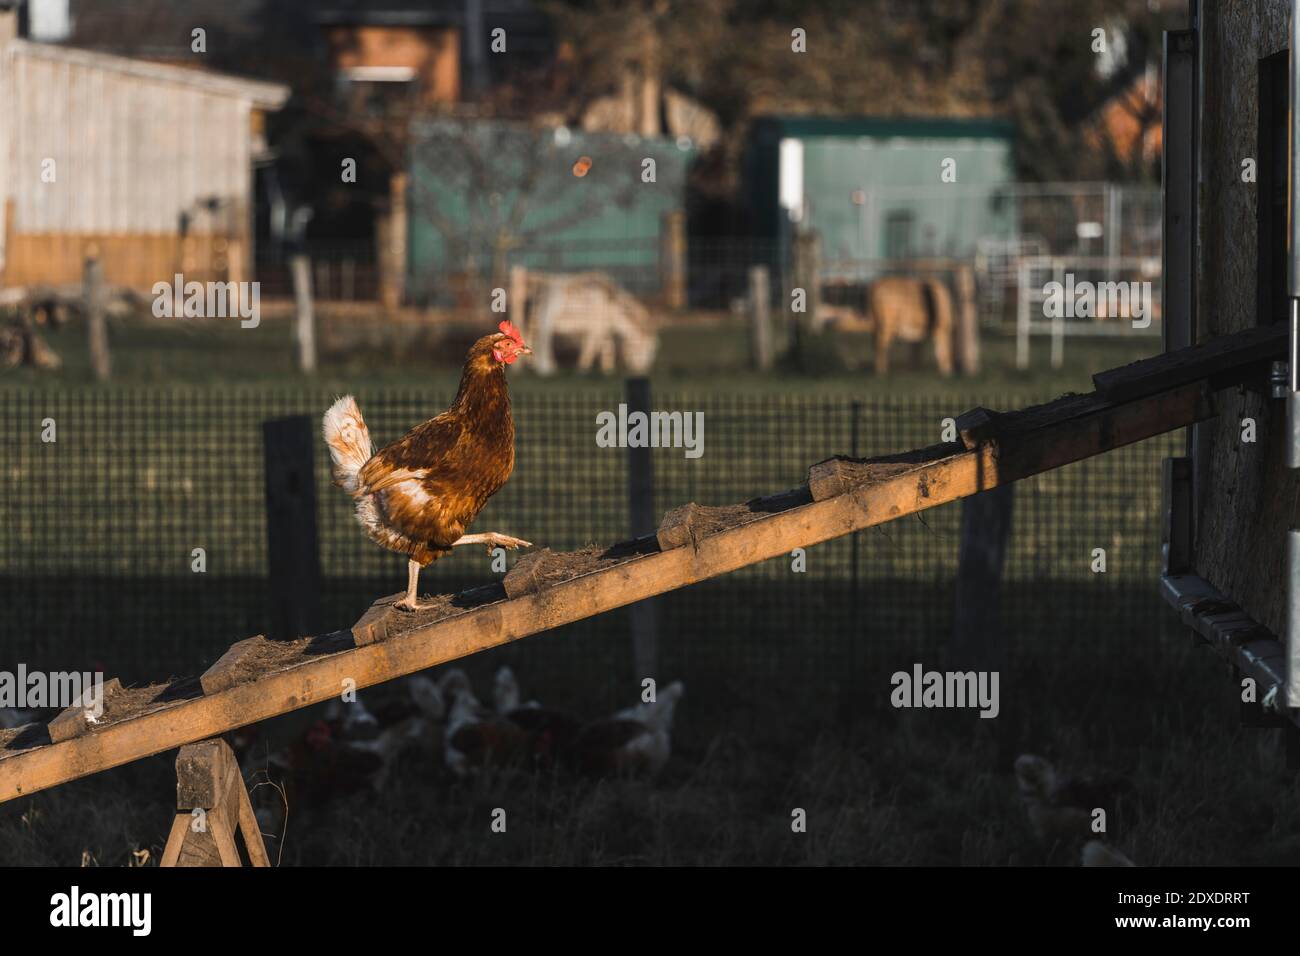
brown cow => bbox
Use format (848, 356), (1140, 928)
(868, 276), (954, 376)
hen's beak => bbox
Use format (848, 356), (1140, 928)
(519, 345), (533, 355)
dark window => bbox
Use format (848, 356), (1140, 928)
(884, 210), (915, 259)
(1257, 49), (1288, 326)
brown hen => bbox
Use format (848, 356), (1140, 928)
(323, 320), (533, 610)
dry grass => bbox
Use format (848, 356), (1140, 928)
(4, 604), (1298, 867)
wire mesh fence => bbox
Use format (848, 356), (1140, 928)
(0, 387), (1181, 712)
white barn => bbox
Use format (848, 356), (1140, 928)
(0, 4), (288, 289)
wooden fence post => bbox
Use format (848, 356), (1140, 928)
(626, 377), (659, 679)
(263, 415), (324, 641)
(83, 254), (110, 381)
(951, 483), (1014, 670)
(376, 171), (408, 310)
(660, 210), (686, 309)
(290, 254), (317, 373)
(748, 264), (773, 371)
(951, 482), (1015, 764)
(954, 264), (980, 375)
(793, 230), (822, 338)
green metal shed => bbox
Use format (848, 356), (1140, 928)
(745, 116), (1017, 268)
(406, 118), (693, 303)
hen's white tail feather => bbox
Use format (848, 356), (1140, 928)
(322, 395), (374, 494)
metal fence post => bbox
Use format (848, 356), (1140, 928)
(262, 415), (324, 641)
(850, 399), (861, 629)
(626, 377), (658, 679)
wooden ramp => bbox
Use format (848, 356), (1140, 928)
(0, 325), (1282, 805)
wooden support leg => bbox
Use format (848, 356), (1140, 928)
(161, 738), (269, 867)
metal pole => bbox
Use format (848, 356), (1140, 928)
(1016, 259), (1030, 370)
(1288, 0), (1300, 705)
(1291, 531), (1300, 708)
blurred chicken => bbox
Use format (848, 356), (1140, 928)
(436, 668), (524, 776)
(1081, 840), (1136, 867)
(406, 673), (447, 722)
(491, 666), (582, 768)
(1015, 754), (1133, 847)
(0, 707), (38, 729)
(569, 681), (684, 777)
(494, 666), (522, 715)
(251, 713), (430, 827)
(343, 716), (432, 792)
(323, 696), (381, 741)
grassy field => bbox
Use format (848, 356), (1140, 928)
(4, 312), (1259, 868)
(2, 596), (1296, 867)
(3, 311), (1158, 396)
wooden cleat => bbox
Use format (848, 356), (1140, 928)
(502, 548), (556, 599)
(352, 593), (404, 640)
(954, 406), (1004, 449)
(807, 457), (857, 501)
(47, 678), (123, 742)
(201, 636), (268, 695)
(656, 502), (705, 551)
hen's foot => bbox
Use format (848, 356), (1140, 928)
(483, 532), (532, 552)
(393, 597), (434, 613)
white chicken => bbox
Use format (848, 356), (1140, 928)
(1081, 840), (1136, 867)
(570, 681), (685, 777)
(1015, 754), (1133, 849)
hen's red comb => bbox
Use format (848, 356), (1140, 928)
(498, 319), (525, 346)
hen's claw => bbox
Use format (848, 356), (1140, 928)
(394, 599), (433, 613)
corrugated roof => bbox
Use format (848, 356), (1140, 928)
(9, 38), (290, 108)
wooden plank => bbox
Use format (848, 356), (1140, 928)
(159, 815), (192, 867)
(0, 381), (1214, 804)
(1093, 323), (1286, 402)
(200, 636), (267, 696)
(46, 678), (123, 743)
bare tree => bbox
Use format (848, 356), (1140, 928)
(407, 117), (660, 298)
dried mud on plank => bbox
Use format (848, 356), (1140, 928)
(503, 540), (661, 598)
(382, 584), (509, 639)
(201, 631), (354, 690)
(810, 444), (963, 499)
(0, 678), (203, 758)
(658, 488), (813, 549)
